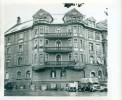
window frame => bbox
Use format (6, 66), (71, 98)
(17, 71), (22, 79)
(50, 69), (56, 78)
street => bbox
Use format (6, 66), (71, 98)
(5, 90), (107, 96)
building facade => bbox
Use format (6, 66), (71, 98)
(4, 8), (107, 90)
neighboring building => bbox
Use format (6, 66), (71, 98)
(4, 8), (107, 90)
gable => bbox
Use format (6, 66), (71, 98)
(33, 9), (53, 19)
(64, 8), (84, 17)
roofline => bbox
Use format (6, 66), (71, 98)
(5, 21), (107, 36)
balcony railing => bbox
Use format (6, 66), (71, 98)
(44, 47), (73, 53)
(45, 61), (76, 67)
(44, 32), (73, 38)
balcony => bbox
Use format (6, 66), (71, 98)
(44, 47), (73, 53)
(45, 61), (76, 67)
(44, 32), (73, 39)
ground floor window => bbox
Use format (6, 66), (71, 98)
(26, 71), (31, 79)
(5, 72), (9, 80)
(61, 69), (66, 78)
(50, 69), (56, 78)
(90, 72), (95, 78)
(98, 70), (102, 78)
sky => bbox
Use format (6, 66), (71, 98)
(2, 1), (109, 32)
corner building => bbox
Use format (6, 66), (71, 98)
(5, 8), (107, 90)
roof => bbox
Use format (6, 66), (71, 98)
(5, 9), (107, 35)
(5, 20), (33, 34)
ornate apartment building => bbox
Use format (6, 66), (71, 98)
(4, 8), (107, 90)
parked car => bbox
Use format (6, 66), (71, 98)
(90, 82), (107, 92)
(66, 82), (78, 92)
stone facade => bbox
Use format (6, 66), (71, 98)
(4, 8), (107, 90)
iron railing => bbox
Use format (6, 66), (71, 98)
(45, 61), (76, 66)
(44, 32), (73, 38)
(44, 47), (73, 53)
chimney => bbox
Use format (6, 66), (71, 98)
(17, 17), (21, 24)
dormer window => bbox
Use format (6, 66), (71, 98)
(39, 11), (43, 16)
(73, 17), (76, 19)
(72, 11), (76, 14)
(44, 17), (47, 19)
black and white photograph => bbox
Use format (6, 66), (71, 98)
(0, 0), (121, 99)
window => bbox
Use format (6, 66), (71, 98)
(61, 69), (66, 77)
(68, 40), (72, 46)
(90, 56), (94, 64)
(5, 72), (9, 80)
(35, 29), (38, 35)
(67, 26), (71, 32)
(74, 39), (78, 47)
(40, 26), (44, 34)
(80, 54), (83, 62)
(17, 71), (21, 79)
(39, 54), (43, 63)
(34, 54), (37, 63)
(18, 57), (23, 65)
(95, 33), (100, 40)
(50, 69), (56, 78)
(7, 36), (11, 43)
(98, 71), (102, 78)
(79, 26), (83, 35)
(80, 40), (83, 48)
(6, 57), (10, 67)
(19, 45), (23, 52)
(39, 39), (43, 47)
(74, 53), (78, 61)
(88, 30), (93, 39)
(45, 53), (48, 61)
(97, 57), (102, 64)
(7, 47), (11, 54)
(73, 17), (76, 20)
(26, 71), (31, 79)
(34, 40), (38, 48)
(56, 27), (61, 33)
(91, 72), (95, 78)
(19, 33), (23, 39)
(89, 43), (94, 51)
(45, 39), (49, 45)
(73, 26), (77, 33)
(96, 44), (100, 51)
(68, 54), (71, 61)
(45, 26), (49, 33)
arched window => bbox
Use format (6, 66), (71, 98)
(97, 57), (102, 64)
(18, 57), (22, 65)
(26, 71), (31, 79)
(98, 70), (102, 78)
(61, 69), (66, 77)
(91, 72), (95, 78)
(56, 54), (62, 65)
(17, 71), (21, 79)
(50, 69), (56, 78)
(5, 72), (9, 80)
(90, 56), (94, 64)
